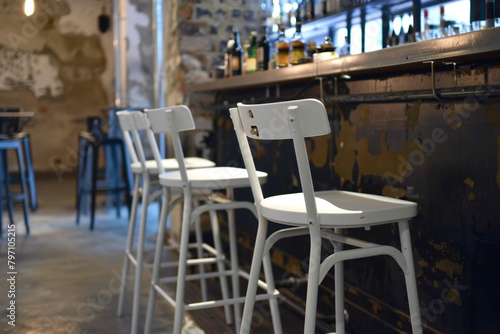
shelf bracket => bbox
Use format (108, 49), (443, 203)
(443, 62), (459, 88)
(424, 60), (445, 101)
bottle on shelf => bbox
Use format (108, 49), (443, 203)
(439, 5), (447, 37)
(423, 8), (431, 40)
(486, 0), (495, 28)
(224, 32), (235, 78)
(275, 25), (290, 68)
(406, 24), (415, 43)
(257, 24), (270, 71)
(398, 16), (406, 45)
(290, 22), (306, 65)
(307, 40), (317, 57)
(230, 27), (243, 76)
(389, 27), (398, 46)
(303, 0), (313, 21)
(338, 36), (350, 56)
(242, 37), (250, 74)
(314, 36), (338, 62)
(246, 31), (258, 74)
(295, 1), (303, 23)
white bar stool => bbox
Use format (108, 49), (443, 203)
(115, 111), (215, 334)
(141, 106), (282, 334)
(230, 99), (423, 334)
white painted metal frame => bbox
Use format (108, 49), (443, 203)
(115, 111), (215, 334)
(142, 105), (282, 334)
(230, 98), (423, 334)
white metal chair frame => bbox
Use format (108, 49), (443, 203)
(141, 105), (282, 334)
(115, 111), (215, 334)
(230, 99), (423, 334)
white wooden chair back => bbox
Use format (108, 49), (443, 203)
(231, 98), (330, 227)
(145, 106), (195, 185)
(116, 111), (140, 168)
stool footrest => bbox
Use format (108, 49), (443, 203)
(153, 268), (280, 311)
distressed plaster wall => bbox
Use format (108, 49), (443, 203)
(0, 0), (156, 175)
(0, 0), (113, 175)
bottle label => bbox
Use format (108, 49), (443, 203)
(257, 47), (264, 63)
(247, 58), (257, 73)
(231, 56), (240, 71)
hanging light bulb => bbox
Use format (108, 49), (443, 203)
(24, 0), (35, 16)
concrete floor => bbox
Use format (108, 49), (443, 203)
(0, 173), (304, 334)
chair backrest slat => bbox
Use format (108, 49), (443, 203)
(145, 106), (193, 185)
(145, 105), (195, 134)
(236, 99), (330, 140)
(232, 98), (331, 227)
(116, 111), (139, 165)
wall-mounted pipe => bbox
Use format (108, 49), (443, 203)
(113, 0), (128, 107)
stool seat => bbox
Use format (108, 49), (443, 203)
(130, 156), (214, 174)
(159, 166), (267, 189)
(261, 190), (417, 228)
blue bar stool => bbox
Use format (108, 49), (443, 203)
(75, 116), (132, 230)
(0, 108), (34, 235)
(0, 137), (30, 235)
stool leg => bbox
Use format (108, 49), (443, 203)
(2, 150), (15, 225)
(240, 216), (269, 334)
(173, 190), (194, 334)
(109, 143), (121, 218)
(262, 252), (283, 333)
(117, 173), (141, 317)
(193, 197), (208, 302)
(0, 152), (4, 235)
(398, 220), (423, 334)
(226, 188), (242, 330)
(334, 228), (345, 334)
(76, 136), (88, 225)
(130, 175), (150, 334)
(22, 135), (37, 211)
(208, 206), (233, 324)
(15, 145), (30, 234)
(90, 143), (99, 230)
(144, 187), (170, 334)
(304, 224), (322, 334)
(120, 142), (132, 216)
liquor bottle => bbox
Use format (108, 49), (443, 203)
(439, 5), (446, 37)
(295, 0), (302, 23)
(423, 8), (431, 40)
(290, 22), (306, 65)
(486, 0), (495, 28)
(275, 25), (290, 68)
(230, 27), (243, 76)
(338, 36), (350, 56)
(406, 24), (415, 43)
(224, 33), (234, 77)
(257, 25), (270, 71)
(246, 31), (258, 73)
(309, 0), (315, 20)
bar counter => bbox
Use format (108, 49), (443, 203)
(190, 27), (500, 334)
